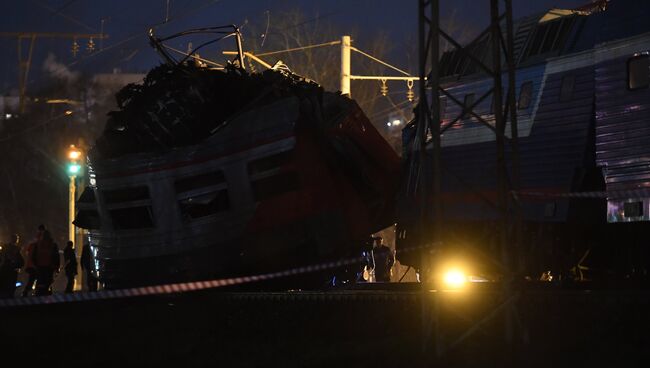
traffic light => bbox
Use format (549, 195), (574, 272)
(67, 145), (83, 176)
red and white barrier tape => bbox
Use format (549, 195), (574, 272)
(0, 255), (372, 308)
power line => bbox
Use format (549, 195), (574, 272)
(0, 113), (70, 142)
(351, 46), (412, 76)
(29, 0), (96, 32)
(255, 40), (341, 57)
(67, 0), (227, 68)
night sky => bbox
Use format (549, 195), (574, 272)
(1, 0), (589, 93)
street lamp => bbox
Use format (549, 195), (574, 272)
(67, 144), (83, 290)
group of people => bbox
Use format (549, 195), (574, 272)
(0, 225), (98, 298)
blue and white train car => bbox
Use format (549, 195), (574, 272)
(398, 0), (650, 280)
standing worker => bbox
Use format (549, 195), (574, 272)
(370, 236), (394, 283)
(80, 242), (98, 291)
(63, 241), (77, 293)
(32, 230), (60, 296)
(22, 225), (45, 296)
(0, 234), (25, 298)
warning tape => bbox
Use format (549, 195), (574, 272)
(515, 188), (650, 199)
(0, 244), (433, 308)
(0, 256), (366, 308)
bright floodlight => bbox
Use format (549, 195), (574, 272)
(443, 269), (466, 289)
(392, 119), (402, 126)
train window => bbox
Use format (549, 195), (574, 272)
(251, 171), (300, 202)
(110, 206), (154, 230)
(248, 150), (294, 176)
(179, 189), (230, 220)
(463, 93), (475, 119)
(73, 210), (101, 230)
(175, 171), (225, 193)
(103, 186), (150, 204)
(559, 74), (575, 102)
(518, 81), (533, 110)
(628, 55), (649, 90)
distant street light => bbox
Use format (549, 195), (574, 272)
(67, 144), (84, 291)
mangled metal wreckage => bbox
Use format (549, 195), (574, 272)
(74, 26), (400, 289)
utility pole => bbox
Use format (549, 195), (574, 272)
(340, 35), (351, 96)
(0, 32), (108, 113)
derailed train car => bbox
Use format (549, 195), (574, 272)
(398, 0), (650, 281)
(74, 29), (400, 289)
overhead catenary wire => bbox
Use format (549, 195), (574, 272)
(255, 40), (341, 57)
(0, 113), (70, 142)
(161, 44), (224, 67)
(351, 46), (412, 76)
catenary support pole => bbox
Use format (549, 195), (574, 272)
(340, 35), (351, 96)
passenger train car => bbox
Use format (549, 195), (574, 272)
(75, 60), (400, 289)
(398, 0), (650, 280)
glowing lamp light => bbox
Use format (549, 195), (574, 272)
(443, 269), (466, 289)
(65, 110), (73, 115)
(68, 163), (81, 175)
(68, 150), (81, 160)
(392, 119), (402, 126)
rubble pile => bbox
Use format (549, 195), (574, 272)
(93, 64), (325, 159)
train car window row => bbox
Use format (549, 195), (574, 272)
(628, 54), (649, 90)
(102, 186), (154, 230)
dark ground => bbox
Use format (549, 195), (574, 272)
(2, 283), (650, 367)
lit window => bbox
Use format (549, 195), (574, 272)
(628, 55), (649, 90)
(559, 74), (575, 102)
(518, 81), (533, 110)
